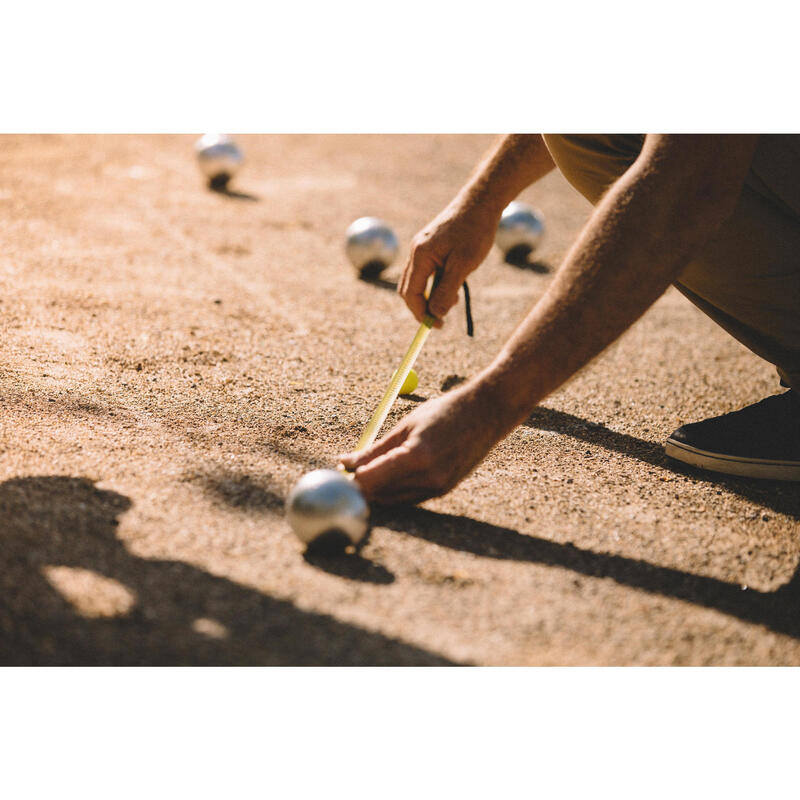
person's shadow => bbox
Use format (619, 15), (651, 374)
(375, 505), (800, 640)
(203, 429), (800, 645)
(0, 476), (454, 665)
(369, 403), (800, 641)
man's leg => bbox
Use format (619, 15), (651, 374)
(664, 137), (800, 480)
(543, 134), (800, 480)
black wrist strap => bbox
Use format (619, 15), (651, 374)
(429, 269), (474, 337)
(463, 281), (474, 337)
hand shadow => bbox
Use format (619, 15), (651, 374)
(303, 548), (394, 584)
(0, 476), (450, 665)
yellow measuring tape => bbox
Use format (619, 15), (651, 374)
(343, 271), (444, 478)
(354, 313), (434, 452)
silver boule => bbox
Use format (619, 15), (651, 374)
(345, 217), (399, 276)
(286, 469), (369, 550)
(495, 201), (545, 255)
(195, 133), (243, 187)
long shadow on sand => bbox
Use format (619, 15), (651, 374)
(524, 406), (800, 521)
(0, 476), (453, 665)
(368, 405), (800, 640)
(202, 406), (800, 637)
(201, 449), (800, 641)
(375, 505), (800, 640)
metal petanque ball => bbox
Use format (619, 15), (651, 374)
(345, 217), (399, 278)
(495, 201), (545, 258)
(195, 133), (243, 191)
(286, 469), (370, 555)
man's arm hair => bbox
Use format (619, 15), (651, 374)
(469, 134), (760, 429)
(454, 134), (556, 216)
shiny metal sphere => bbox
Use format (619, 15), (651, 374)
(195, 133), (243, 185)
(286, 469), (370, 552)
(345, 217), (399, 276)
(495, 201), (545, 255)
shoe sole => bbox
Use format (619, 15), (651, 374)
(665, 438), (800, 481)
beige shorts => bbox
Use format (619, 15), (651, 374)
(542, 134), (800, 390)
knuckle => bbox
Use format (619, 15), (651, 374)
(410, 234), (428, 253)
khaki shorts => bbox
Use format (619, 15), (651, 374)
(542, 134), (800, 390)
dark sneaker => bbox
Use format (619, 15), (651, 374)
(665, 391), (800, 481)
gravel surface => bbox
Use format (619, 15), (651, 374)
(1, 134), (798, 665)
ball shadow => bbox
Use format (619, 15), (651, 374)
(303, 549), (395, 584)
(208, 182), (260, 202)
(358, 273), (397, 292)
(503, 246), (551, 273)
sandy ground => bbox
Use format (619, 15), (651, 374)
(0, 134), (798, 666)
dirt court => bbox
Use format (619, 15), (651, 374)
(0, 133), (798, 666)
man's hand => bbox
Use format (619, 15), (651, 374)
(341, 135), (758, 505)
(399, 203), (499, 325)
(399, 135), (555, 324)
(339, 380), (516, 505)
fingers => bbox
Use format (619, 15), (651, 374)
(338, 424), (408, 471)
(400, 246), (469, 325)
(340, 427), (446, 505)
(399, 243), (436, 323)
(348, 444), (441, 505)
(349, 447), (410, 497)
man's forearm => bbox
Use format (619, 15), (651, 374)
(454, 134), (556, 214)
(471, 134), (758, 428)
